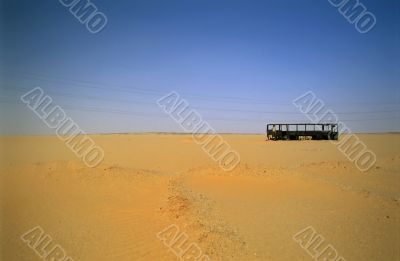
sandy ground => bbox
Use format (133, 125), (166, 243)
(1, 134), (399, 260)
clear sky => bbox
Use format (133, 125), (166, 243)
(1, 0), (399, 134)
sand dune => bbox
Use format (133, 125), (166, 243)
(1, 134), (399, 260)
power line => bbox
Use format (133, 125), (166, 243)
(2, 69), (289, 104)
(1, 99), (399, 123)
(2, 68), (399, 106)
(2, 86), (400, 116)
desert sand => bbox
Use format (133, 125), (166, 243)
(1, 133), (399, 260)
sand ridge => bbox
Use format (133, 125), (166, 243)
(1, 134), (399, 260)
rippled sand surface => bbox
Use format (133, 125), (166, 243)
(1, 134), (399, 260)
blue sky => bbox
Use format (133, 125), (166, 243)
(1, 0), (399, 134)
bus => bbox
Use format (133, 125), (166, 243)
(266, 123), (338, 140)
